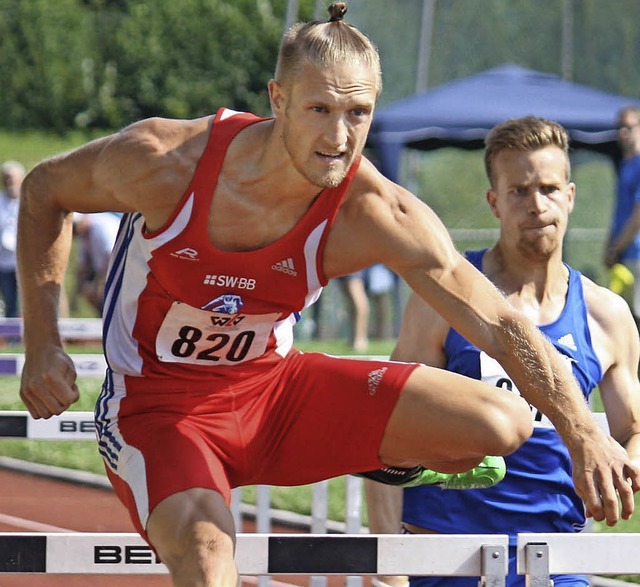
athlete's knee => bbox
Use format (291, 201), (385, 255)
(147, 488), (238, 587)
(481, 392), (532, 456)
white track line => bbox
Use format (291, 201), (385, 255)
(0, 512), (71, 533)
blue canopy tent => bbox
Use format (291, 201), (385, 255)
(368, 64), (640, 183)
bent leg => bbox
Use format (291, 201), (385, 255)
(379, 364), (532, 472)
(147, 488), (238, 587)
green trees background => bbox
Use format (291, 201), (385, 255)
(1, 0), (638, 287)
(0, 0), (317, 131)
(2, 0), (640, 133)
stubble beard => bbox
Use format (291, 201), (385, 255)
(282, 130), (351, 189)
(517, 233), (560, 262)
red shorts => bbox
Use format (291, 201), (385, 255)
(102, 350), (417, 537)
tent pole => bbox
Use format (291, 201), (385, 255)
(416, 0), (436, 92)
(284, 0), (299, 32)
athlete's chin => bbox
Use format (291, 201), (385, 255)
(308, 169), (349, 189)
(518, 240), (558, 260)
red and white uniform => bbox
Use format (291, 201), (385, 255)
(96, 108), (417, 538)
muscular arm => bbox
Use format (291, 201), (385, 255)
(18, 117), (209, 418)
(328, 160), (640, 524)
(585, 280), (640, 467)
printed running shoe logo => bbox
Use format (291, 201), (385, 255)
(558, 333), (577, 351)
(272, 258), (298, 276)
(368, 367), (388, 396)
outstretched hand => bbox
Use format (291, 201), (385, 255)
(571, 433), (640, 526)
(20, 349), (80, 419)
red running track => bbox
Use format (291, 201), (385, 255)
(0, 467), (367, 587)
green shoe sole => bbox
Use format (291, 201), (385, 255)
(402, 455), (506, 489)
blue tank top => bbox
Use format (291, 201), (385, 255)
(403, 250), (603, 545)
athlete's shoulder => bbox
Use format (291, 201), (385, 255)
(580, 272), (636, 334)
(92, 115), (214, 222)
(111, 115), (212, 157)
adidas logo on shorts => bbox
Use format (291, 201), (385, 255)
(368, 367), (387, 395)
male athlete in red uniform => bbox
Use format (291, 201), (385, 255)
(17, 3), (639, 587)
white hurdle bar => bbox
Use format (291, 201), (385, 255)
(0, 533), (509, 580)
(0, 317), (103, 342)
(518, 533), (640, 586)
(2, 532), (640, 580)
(0, 410), (96, 439)
(0, 354), (106, 378)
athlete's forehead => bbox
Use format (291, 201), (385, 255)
(492, 146), (569, 186)
(288, 60), (378, 106)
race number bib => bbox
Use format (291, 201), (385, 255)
(156, 302), (280, 366)
(479, 351), (553, 428)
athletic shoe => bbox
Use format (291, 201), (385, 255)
(357, 455), (506, 489)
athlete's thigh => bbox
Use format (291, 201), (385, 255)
(104, 411), (234, 539)
(381, 364), (527, 468)
(247, 351), (418, 486)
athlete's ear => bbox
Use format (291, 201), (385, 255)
(486, 189), (500, 219)
(566, 182), (576, 215)
(268, 79), (286, 117)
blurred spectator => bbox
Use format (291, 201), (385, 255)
(366, 263), (395, 340)
(338, 271), (370, 352)
(0, 161), (25, 317)
(604, 105), (640, 328)
(72, 212), (121, 315)
(308, 271), (370, 352)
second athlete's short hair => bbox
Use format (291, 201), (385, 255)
(484, 116), (571, 187)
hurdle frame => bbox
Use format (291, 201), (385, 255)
(0, 532), (509, 582)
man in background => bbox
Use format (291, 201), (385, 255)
(604, 105), (640, 330)
(0, 161), (24, 317)
(366, 116), (640, 587)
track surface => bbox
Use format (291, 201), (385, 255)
(0, 467), (363, 587)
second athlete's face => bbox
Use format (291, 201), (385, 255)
(487, 146), (575, 260)
(274, 60), (377, 188)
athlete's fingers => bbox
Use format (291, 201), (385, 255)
(20, 391), (46, 420)
(599, 479), (621, 527)
(42, 369), (80, 413)
(616, 473), (636, 521)
(625, 462), (640, 494)
(20, 356), (79, 419)
(573, 465), (603, 522)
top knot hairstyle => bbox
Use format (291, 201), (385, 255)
(274, 1), (382, 95)
(328, 2), (347, 21)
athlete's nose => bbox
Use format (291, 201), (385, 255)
(325, 115), (348, 151)
(528, 190), (548, 214)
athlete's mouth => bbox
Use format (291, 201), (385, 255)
(316, 151), (345, 160)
